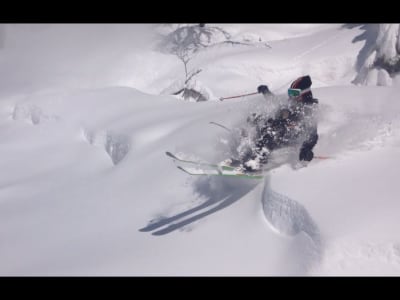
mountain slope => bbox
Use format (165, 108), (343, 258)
(1, 24), (400, 275)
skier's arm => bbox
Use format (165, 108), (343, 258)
(298, 101), (319, 161)
(302, 129), (318, 150)
(299, 128), (318, 161)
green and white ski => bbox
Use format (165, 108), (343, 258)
(165, 151), (235, 171)
(176, 166), (264, 179)
(166, 151), (264, 179)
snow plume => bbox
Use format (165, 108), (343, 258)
(222, 94), (287, 161)
(353, 24), (400, 86)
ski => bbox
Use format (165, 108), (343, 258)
(314, 155), (333, 160)
(167, 151), (263, 179)
(209, 121), (231, 132)
(165, 151), (235, 171)
(167, 150), (332, 180)
(176, 166), (264, 179)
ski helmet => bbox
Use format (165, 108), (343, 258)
(288, 75), (314, 103)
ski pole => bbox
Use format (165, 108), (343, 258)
(219, 91), (259, 101)
(209, 121), (231, 132)
(314, 155), (333, 160)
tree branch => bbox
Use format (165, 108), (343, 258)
(185, 69), (202, 85)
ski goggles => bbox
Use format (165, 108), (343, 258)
(288, 88), (302, 98)
(288, 88), (311, 98)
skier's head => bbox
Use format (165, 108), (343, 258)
(288, 75), (314, 103)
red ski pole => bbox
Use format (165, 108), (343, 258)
(314, 155), (333, 160)
(219, 91), (259, 101)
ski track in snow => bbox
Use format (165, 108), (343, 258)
(261, 175), (323, 274)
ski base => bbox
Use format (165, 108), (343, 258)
(166, 151), (263, 179)
(166, 150), (332, 180)
(177, 166), (264, 179)
(166, 151), (235, 171)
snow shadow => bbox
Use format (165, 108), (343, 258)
(139, 176), (259, 236)
(12, 103), (60, 125)
(82, 128), (131, 165)
(262, 175), (323, 274)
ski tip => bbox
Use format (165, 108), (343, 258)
(165, 151), (175, 158)
(177, 166), (190, 175)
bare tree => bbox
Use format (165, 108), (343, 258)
(157, 24), (233, 100)
(159, 24), (230, 82)
(157, 24), (271, 101)
(174, 42), (195, 85)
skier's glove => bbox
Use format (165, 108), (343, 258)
(257, 85), (271, 95)
(299, 147), (314, 162)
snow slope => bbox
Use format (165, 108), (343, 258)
(1, 24), (400, 275)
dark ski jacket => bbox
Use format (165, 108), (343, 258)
(253, 75), (319, 161)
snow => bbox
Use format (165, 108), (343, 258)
(1, 24), (400, 276)
(353, 24), (400, 86)
(376, 24), (399, 60)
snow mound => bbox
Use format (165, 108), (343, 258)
(82, 128), (131, 165)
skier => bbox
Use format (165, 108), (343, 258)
(225, 75), (319, 173)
